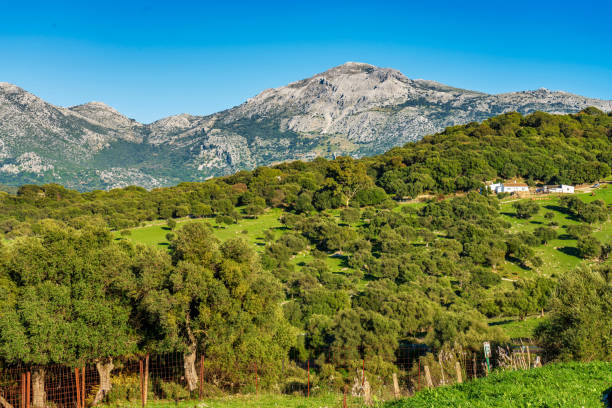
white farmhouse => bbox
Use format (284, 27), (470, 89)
(488, 181), (529, 194)
(544, 185), (574, 194)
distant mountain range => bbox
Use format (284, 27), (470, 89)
(1, 62), (611, 190)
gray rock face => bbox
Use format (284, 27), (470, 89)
(0, 63), (610, 190)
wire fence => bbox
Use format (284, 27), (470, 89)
(0, 344), (545, 408)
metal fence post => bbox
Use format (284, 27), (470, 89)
(254, 362), (258, 396)
(75, 368), (81, 408)
(139, 359), (144, 408)
(361, 358), (365, 386)
(81, 366), (85, 408)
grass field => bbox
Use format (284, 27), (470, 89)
(122, 187), (612, 282)
(498, 186), (612, 279)
(487, 315), (545, 339)
(385, 362), (612, 408)
(101, 393), (366, 408)
(118, 208), (284, 248)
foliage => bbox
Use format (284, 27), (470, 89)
(535, 264), (612, 362)
(386, 362), (612, 408)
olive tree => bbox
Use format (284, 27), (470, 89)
(0, 222), (137, 407)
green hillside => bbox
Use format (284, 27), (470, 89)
(1, 110), (611, 398)
(385, 362), (612, 408)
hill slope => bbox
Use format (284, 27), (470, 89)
(385, 362), (612, 408)
(1, 63), (611, 190)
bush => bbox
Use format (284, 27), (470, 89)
(512, 200), (539, 219)
(535, 266), (612, 362)
(354, 187), (387, 206)
(576, 235), (602, 259)
(157, 381), (190, 400)
(340, 208), (360, 224)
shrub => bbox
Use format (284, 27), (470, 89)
(576, 235), (602, 259)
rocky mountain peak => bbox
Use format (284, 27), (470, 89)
(1, 63), (611, 190)
(70, 101), (143, 133)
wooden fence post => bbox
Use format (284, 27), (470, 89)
(144, 355), (149, 406)
(392, 373), (400, 398)
(423, 365), (433, 389)
(199, 355), (204, 400)
(455, 362), (462, 384)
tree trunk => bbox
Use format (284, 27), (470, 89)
(31, 368), (45, 408)
(92, 359), (114, 405)
(183, 342), (198, 392)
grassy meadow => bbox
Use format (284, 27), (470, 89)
(101, 393), (366, 408)
(385, 362), (612, 408)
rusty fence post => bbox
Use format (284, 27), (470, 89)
(26, 371), (30, 408)
(361, 358), (365, 386)
(20, 373), (25, 408)
(81, 366), (85, 408)
(75, 368), (81, 408)
(342, 385), (348, 408)
(139, 359), (144, 408)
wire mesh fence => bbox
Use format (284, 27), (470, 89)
(0, 344), (545, 408)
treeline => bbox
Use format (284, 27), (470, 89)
(0, 108), (610, 234)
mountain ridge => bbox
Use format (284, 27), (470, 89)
(1, 63), (611, 190)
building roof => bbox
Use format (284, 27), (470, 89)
(504, 182), (528, 187)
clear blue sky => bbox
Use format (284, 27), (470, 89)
(1, 0), (611, 123)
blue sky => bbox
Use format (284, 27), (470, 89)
(1, 0), (611, 123)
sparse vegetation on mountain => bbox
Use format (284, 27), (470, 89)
(1, 64), (611, 190)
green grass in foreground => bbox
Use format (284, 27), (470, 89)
(385, 362), (612, 408)
(102, 393), (365, 408)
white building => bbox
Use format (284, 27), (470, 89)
(544, 185), (574, 194)
(489, 182), (530, 194)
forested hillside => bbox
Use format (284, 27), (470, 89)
(0, 109), (611, 395)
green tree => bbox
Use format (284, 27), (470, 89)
(0, 222), (137, 407)
(577, 235), (602, 259)
(512, 200), (540, 219)
(535, 266), (611, 361)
